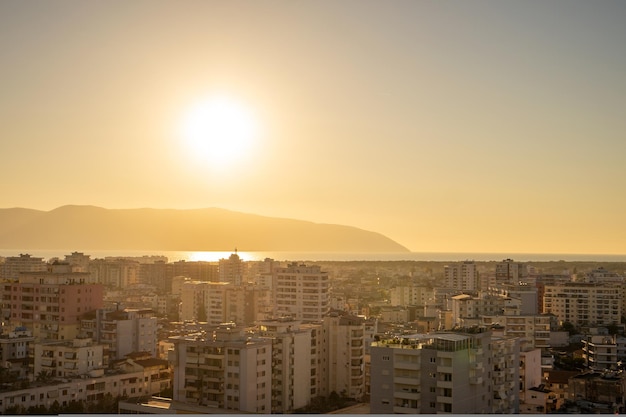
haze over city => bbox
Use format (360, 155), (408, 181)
(1, 0), (625, 255)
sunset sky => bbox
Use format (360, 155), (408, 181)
(1, 0), (625, 255)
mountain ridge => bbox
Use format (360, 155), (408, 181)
(0, 205), (410, 253)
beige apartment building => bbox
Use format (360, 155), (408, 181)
(275, 263), (330, 321)
(443, 261), (479, 291)
(543, 282), (622, 327)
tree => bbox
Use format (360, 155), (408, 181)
(560, 321), (577, 335)
(48, 400), (61, 415)
(66, 399), (85, 413)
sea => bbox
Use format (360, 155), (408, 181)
(1, 249), (626, 263)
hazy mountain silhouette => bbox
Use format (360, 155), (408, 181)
(0, 205), (409, 252)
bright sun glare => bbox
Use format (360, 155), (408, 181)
(180, 95), (258, 169)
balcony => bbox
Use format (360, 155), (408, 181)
(395, 361), (420, 371)
(469, 376), (483, 385)
(437, 365), (453, 374)
(394, 376), (418, 385)
(393, 406), (419, 414)
(394, 390), (420, 400)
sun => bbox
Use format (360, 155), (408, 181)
(180, 95), (258, 170)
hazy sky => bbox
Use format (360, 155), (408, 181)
(1, 0), (625, 254)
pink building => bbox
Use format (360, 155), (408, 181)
(2, 262), (103, 340)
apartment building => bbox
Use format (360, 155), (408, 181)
(0, 326), (33, 363)
(491, 335), (520, 413)
(582, 267), (624, 284)
(569, 371), (625, 413)
(543, 282), (622, 327)
(0, 254), (47, 281)
(489, 283), (539, 315)
(63, 252), (91, 273)
(257, 318), (321, 413)
(219, 252), (247, 285)
(179, 281), (267, 325)
(275, 263), (330, 321)
(370, 332), (494, 414)
(389, 285), (433, 307)
(89, 258), (140, 288)
(480, 314), (556, 349)
(80, 308), (157, 362)
(0, 367), (156, 413)
(450, 294), (509, 328)
(443, 261), (479, 291)
(2, 262), (103, 341)
(170, 326), (273, 413)
(534, 273), (572, 313)
(495, 259), (527, 285)
(33, 336), (104, 379)
(581, 334), (626, 370)
(112, 351), (172, 397)
(323, 313), (365, 401)
(519, 347), (543, 404)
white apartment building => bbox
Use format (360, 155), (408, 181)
(443, 261), (479, 291)
(170, 326), (273, 413)
(370, 331), (496, 414)
(33, 337), (104, 379)
(257, 318), (322, 412)
(489, 283), (539, 315)
(0, 326), (33, 363)
(0, 254), (47, 281)
(491, 335), (520, 413)
(275, 264), (330, 321)
(389, 285), (433, 307)
(582, 267), (624, 284)
(519, 347), (543, 404)
(543, 282), (622, 327)
(80, 308), (158, 362)
(450, 293), (509, 328)
(481, 314), (555, 349)
(0, 367), (158, 413)
(581, 334), (626, 370)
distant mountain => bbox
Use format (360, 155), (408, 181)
(0, 205), (409, 253)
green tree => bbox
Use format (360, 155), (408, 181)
(49, 400), (61, 415)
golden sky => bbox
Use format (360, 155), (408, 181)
(1, 0), (625, 254)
